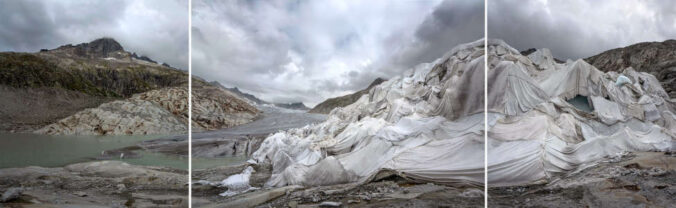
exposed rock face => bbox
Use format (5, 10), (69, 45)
(191, 81), (260, 131)
(585, 39), (676, 98)
(36, 88), (188, 135)
(309, 78), (385, 114)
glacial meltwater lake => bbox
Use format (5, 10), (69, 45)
(0, 133), (187, 169)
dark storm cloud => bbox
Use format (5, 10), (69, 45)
(0, 0), (188, 70)
(488, 0), (676, 60)
(192, 0), (483, 107)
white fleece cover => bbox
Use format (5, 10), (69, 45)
(487, 39), (675, 187)
(250, 40), (487, 187)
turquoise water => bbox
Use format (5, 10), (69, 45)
(191, 155), (247, 170)
(0, 133), (187, 169)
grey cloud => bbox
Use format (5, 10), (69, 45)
(386, 0), (484, 71)
(488, 0), (675, 60)
(192, 0), (483, 107)
(0, 0), (188, 70)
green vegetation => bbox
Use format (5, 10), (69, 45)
(0, 52), (187, 98)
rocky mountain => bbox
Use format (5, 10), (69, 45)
(272, 102), (309, 110)
(36, 78), (262, 135)
(209, 81), (266, 105)
(585, 39), (676, 98)
(192, 80), (260, 131)
(209, 80), (310, 111)
(0, 38), (187, 132)
(309, 78), (385, 114)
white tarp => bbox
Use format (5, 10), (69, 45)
(486, 39), (675, 187)
(249, 40), (487, 188)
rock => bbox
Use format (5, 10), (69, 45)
(288, 200), (299, 208)
(35, 95), (188, 135)
(1, 187), (22, 202)
(459, 188), (483, 198)
(191, 82), (260, 131)
(309, 78), (385, 114)
(117, 184), (127, 191)
(585, 39), (676, 97)
(73, 191), (88, 197)
(319, 201), (342, 207)
(209, 185), (302, 208)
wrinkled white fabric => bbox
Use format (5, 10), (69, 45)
(250, 40), (487, 187)
(487, 40), (675, 187)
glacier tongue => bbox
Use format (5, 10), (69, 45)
(249, 39), (487, 187)
(487, 39), (675, 187)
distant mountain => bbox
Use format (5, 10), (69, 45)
(209, 81), (266, 105)
(309, 78), (386, 114)
(273, 102), (309, 110)
(209, 81), (310, 111)
(585, 39), (676, 98)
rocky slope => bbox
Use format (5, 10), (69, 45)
(35, 79), (261, 135)
(191, 80), (260, 132)
(585, 39), (676, 98)
(4, 38), (259, 135)
(36, 87), (189, 135)
(0, 38), (187, 132)
(309, 78), (385, 114)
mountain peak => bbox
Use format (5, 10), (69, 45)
(83, 37), (124, 56)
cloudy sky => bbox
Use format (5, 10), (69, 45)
(193, 0), (484, 107)
(489, 0), (676, 60)
(0, 0), (188, 70)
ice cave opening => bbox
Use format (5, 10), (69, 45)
(566, 95), (593, 113)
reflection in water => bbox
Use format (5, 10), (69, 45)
(0, 133), (187, 169)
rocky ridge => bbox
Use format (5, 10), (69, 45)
(191, 80), (261, 132)
(585, 39), (676, 98)
(36, 87), (189, 135)
(309, 78), (386, 114)
(210, 80), (310, 111)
